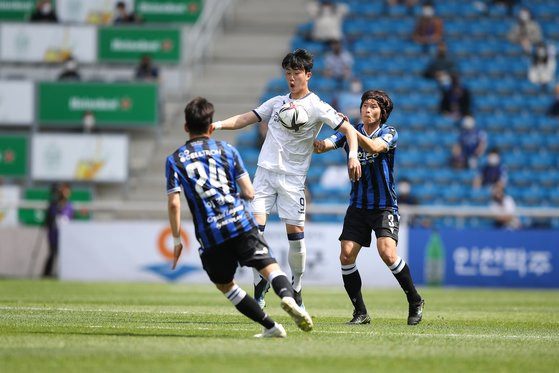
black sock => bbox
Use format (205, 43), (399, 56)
(270, 273), (295, 299)
(341, 264), (367, 314)
(389, 258), (422, 304)
(226, 285), (275, 329)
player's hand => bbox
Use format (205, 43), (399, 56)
(348, 158), (361, 181)
(171, 243), (183, 270)
(313, 139), (326, 153)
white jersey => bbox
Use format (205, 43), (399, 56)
(253, 92), (344, 175)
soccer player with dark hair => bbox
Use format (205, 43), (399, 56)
(211, 49), (361, 309)
(166, 97), (313, 338)
(314, 90), (424, 325)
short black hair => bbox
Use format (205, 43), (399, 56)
(184, 97), (214, 135)
(360, 90), (394, 124)
(282, 48), (314, 72)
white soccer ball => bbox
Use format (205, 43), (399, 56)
(277, 102), (309, 131)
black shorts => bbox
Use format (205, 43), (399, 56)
(199, 227), (277, 284)
(339, 206), (399, 247)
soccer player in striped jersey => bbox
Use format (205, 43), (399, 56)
(211, 49), (361, 309)
(314, 90), (424, 325)
(166, 97), (313, 338)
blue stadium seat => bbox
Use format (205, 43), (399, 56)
(536, 116), (558, 133)
(530, 153), (556, 170)
(468, 186), (491, 206)
(508, 169), (535, 188)
(502, 152), (526, 171)
(536, 170), (559, 188)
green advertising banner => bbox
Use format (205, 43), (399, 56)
(38, 82), (159, 127)
(0, 0), (53, 21)
(135, 0), (202, 23)
(98, 27), (180, 63)
(0, 135), (28, 177)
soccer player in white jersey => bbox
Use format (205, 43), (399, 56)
(212, 48), (361, 308)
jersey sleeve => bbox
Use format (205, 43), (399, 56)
(316, 100), (345, 130)
(253, 97), (278, 123)
(165, 156), (181, 194)
(328, 131), (347, 149)
(378, 126), (398, 149)
(229, 144), (249, 180)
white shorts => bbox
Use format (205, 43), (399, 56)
(251, 167), (306, 226)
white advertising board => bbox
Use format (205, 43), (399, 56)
(0, 81), (33, 125)
(31, 133), (128, 182)
(60, 221), (408, 287)
(57, 0), (134, 24)
(0, 184), (20, 226)
(0, 23), (96, 63)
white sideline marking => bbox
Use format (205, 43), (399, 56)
(2, 306), (556, 341)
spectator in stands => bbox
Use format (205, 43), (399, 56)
(307, 0), (348, 44)
(439, 74), (472, 119)
(423, 42), (457, 86)
(489, 183), (520, 229)
(324, 40), (354, 88)
(30, 0), (58, 23)
(457, 115), (487, 169)
(473, 148), (507, 188)
(135, 55), (159, 81)
(113, 1), (141, 24)
(43, 182), (73, 277)
(336, 77), (363, 123)
(449, 143), (467, 170)
(398, 179), (418, 206)
(397, 178), (419, 226)
(507, 7), (542, 54)
(528, 41), (557, 88)
(547, 83), (559, 117)
(474, 0), (518, 16)
(385, 0), (419, 16)
(57, 57), (81, 81)
(412, 2), (444, 53)
(82, 111), (96, 133)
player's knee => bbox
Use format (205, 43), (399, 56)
(215, 281), (235, 293)
(339, 251), (357, 265)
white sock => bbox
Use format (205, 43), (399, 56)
(288, 234), (306, 292)
(224, 285), (247, 306)
(388, 256), (405, 274)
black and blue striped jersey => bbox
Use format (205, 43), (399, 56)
(165, 137), (257, 249)
(329, 123), (399, 211)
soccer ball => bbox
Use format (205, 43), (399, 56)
(277, 102), (308, 131)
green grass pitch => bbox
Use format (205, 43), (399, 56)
(1, 280), (558, 372)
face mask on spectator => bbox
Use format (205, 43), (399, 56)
(422, 6), (434, 17)
(42, 3), (52, 14)
(518, 10), (530, 22)
(488, 154), (500, 166)
(536, 47), (547, 58)
(398, 182), (411, 195)
(350, 81), (362, 93)
(462, 117), (475, 130)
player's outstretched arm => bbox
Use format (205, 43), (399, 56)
(356, 131), (389, 154)
(167, 192), (183, 270)
(237, 174), (255, 201)
(212, 111), (259, 131)
(338, 121), (362, 181)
